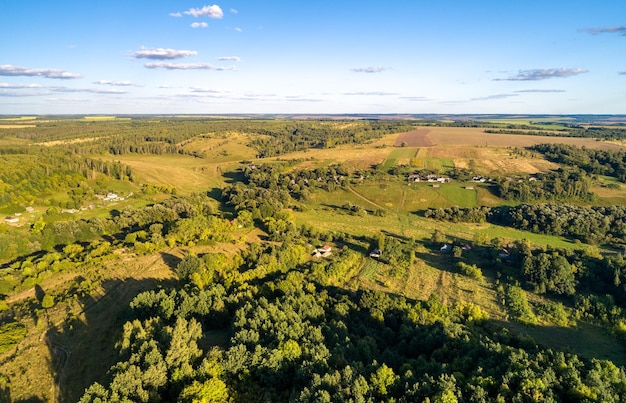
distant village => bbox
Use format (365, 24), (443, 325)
(3, 192), (131, 226)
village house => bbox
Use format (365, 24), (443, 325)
(312, 245), (332, 258)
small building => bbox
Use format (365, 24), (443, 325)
(4, 216), (19, 223)
(461, 243), (472, 251)
(369, 249), (382, 258)
(440, 244), (452, 253)
(312, 245), (332, 258)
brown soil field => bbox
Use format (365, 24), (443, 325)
(426, 127), (625, 150)
(394, 129), (434, 147)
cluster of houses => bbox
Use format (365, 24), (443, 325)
(407, 173), (451, 183)
(61, 205), (95, 214)
(4, 207), (36, 225)
(312, 245), (383, 260)
(96, 192), (125, 202)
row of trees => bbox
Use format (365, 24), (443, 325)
(531, 143), (626, 182)
(426, 203), (626, 246)
(494, 168), (594, 202)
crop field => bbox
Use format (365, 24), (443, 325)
(426, 126), (622, 150)
(394, 129), (434, 147)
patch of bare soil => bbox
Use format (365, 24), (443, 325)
(394, 129), (434, 147)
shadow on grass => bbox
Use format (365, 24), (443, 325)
(44, 276), (175, 403)
(160, 251), (182, 271)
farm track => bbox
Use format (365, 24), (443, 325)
(347, 186), (385, 210)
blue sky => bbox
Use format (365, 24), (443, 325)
(1, 1), (625, 115)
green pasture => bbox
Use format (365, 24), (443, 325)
(296, 186), (587, 252)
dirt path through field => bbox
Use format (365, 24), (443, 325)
(347, 186), (385, 210)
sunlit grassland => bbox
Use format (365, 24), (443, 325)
(82, 116), (131, 121)
(179, 132), (258, 162)
(295, 187), (584, 251)
(0, 116), (35, 121)
(112, 153), (238, 194)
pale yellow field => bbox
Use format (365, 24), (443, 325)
(0, 124), (36, 129)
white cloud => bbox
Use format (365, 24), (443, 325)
(132, 47), (198, 60)
(494, 68), (588, 81)
(183, 5), (224, 19)
(400, 96), (431, 101)
(234, 27), (242, 32)
(230, 8), (238, 14)
(169, 12), (182, 17)
(94, 80), (135, 86)
(350, 66), (387, 73)
(217, 56), (240, 61)
(0, 90), (46, 97)
(144, 62), (236, 71)
(191, 22), (208, 29)
(51, 86), (127, 94)
(514, 89), (565, 93)
(344, 91), (397, 96)
(470, 93), (519, 101)
(0, 64), (81, 79)
(189, 87), (230, 93)
(579, 26), (626, 36)
(0, 83), (43, 88)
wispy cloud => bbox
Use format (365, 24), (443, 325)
(344, 91), (397, 96)
(0, 90), (46, 97)
(191, 22), (208, 29)
(51, 87), (127, 94)
(132, 47), (197, 60)
(234, 27), (242, 32)
(470, 93), (519, 101)
(0, 83), (43, 88)
(230, 8), (238, 14)
(494, 68), (588, 81)
(144, 62), (235, 71)
(350, 66), (387, 73)
(579, 26), (626, 36)
(183, 5), (224, 19)
(400, 96), (431, 101)
(514, 89), (565, 93)
(217, 56), (240, 62)
(94, 80), (136, 86)
(285, 97), (323, 102)
(189, 87), (230, 93)
(0, 64), (81, 79)
(169, 12), (182, 17)
(243, 92), (276, 98)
